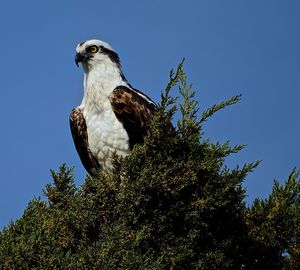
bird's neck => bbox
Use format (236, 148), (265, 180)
(80, 62), (125, 111)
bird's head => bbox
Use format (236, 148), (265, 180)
(75, 39), (121, 71)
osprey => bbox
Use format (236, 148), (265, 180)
(70, 39), (156, 175)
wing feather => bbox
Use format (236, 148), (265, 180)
(109, 86), (156, 149)
(69, 108), (100, 176)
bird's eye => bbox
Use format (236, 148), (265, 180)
(87, 45), (99, 53)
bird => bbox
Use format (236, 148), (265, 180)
(70, 39), (157, 176)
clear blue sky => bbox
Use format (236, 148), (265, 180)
(1, 0), (299, 229)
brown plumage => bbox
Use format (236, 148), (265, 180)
(69, 108), (100, 176)
(109, 86), (157, 149)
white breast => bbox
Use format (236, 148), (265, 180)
(79, 63), (131, 171)
(83, 103), (130, 171)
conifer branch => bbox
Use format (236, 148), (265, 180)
(200, 94), (242, 124)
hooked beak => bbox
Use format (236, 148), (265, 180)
(75, 53), (90, 67)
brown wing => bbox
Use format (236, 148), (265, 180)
(109, 86), (157, 149)
(69, 108), (100, 176)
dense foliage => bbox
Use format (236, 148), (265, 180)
(0, 62), (299, 269)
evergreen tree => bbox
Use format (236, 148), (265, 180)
(0, 62), (299, 269)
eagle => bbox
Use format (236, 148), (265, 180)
(70, 39), (156, 176)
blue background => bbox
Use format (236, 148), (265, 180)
(1, 0), (299, 229)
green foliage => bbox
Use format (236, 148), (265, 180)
(0, 63), (299, 269)
(245, 169), (300, 269)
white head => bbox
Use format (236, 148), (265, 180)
(75, 39), (121, 72)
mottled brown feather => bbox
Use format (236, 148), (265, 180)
(109, 86), (157, 149)
(69, 108), (100, 176)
